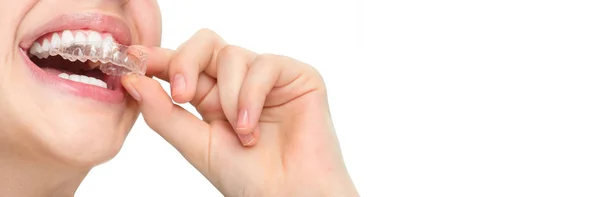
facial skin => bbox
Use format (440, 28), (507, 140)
(0, 0), (161, 170)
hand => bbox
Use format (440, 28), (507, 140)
(122, 29), (359, 197)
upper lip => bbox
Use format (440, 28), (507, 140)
(19, 11), (132, 51)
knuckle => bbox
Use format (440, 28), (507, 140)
(194, 28), (217, 38)
(306, 63), (320, 75)
(298, 60), (325, 85)
(253, 53), (325, 83)
(256, 53), (279, 61)
(309, 65), (325, 83)
(253, 53), (280, 66)
(218, 45), (245, 59)
(187, 28), (224, 50)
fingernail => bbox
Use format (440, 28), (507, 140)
(238, 133), (255, 146)
(171, 74), (186, 96)
(123, 75), (142, 101)
(236, 109), (249, 130)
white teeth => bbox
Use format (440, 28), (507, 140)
(61, 30), (74, 47)
(88, 32), (102, 47)
(74, 32), (86, 43)
(30, 42), (43, 58)
(77, 49), (86, 62)
(29, 30), (117, 59)
(68, 74), (80, 81)
(58, 73), (69, 79)
(60, 73), (108, 89)
(27, 30), (119, 86)
(42, 39), (50, 50)
(90, 78), (108, 89)
(79, 75), (90, 84)
(103, 35), (114, 43)
(41, 39), (51, 58)
(88, 32), (103, 59)
(51, 33), (61, 48)
(101, 36), (114, 63)
(50, 33), (61, 56)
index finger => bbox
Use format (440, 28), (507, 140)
(130, 45), (175, 81)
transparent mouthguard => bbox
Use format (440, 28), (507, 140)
(49, 41), (148, 76)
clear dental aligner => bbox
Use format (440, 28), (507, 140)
(51, 41), (147, 76)
(30, 35), (147, 76)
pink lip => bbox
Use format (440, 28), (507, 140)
(20, 48), (126, 103)
(18, 12), (132, 103)
(21, 50), (125, 104)
(19, 12), (132, 50)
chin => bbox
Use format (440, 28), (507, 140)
(0, 0), (162, 169)
(40, 96), (140, 168)
(4, 59), (140, 169)
(33, 109), (139, 169)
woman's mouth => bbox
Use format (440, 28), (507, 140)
(19, 12), (134, 103)
(29, 30), (118, 90)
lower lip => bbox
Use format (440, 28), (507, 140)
(19, 49), (126, 103)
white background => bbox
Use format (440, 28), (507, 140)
(76, 0), (600, 196)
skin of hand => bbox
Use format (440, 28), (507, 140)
(121, 29), (359, 197)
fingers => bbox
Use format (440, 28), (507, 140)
(215, 46), (258, 140)
(129, 29), (323, 148)
(130, 46), (174, 80)
(168, 29), (227, 103)
(235, 54), (305, 145)
(235, 55), (282, 136)
(132, 29), (226, 105)
(121, 75), (213, 170)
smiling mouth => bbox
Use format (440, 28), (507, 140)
(19, 12), (135, 103)
(28, 30), (119, 90)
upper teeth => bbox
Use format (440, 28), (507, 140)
(58, 73), (108, 89)
(28, 30), (115, 89)
(29, 30), (116, 60)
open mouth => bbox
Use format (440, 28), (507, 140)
(18, 12), (137, 103)
(27, 30), (120, 90)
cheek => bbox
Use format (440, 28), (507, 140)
(128, 0), (162, 46)
(0, 0), (37, 44)
(1, 0), (40, 80)
(0, 58), (36, 145)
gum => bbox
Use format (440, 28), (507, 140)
(49, 41), (147, 76)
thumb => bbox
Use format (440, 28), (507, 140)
(121, 74), (213, 173)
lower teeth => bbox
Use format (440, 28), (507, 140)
(57, 73), (108, 89)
